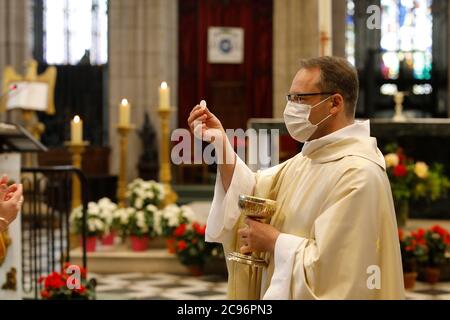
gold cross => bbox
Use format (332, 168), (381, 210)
(376, 237), (381, 253)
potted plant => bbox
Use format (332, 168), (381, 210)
(112, 207), (135, 242)
(97, 197), (118, 246)
(422, 225), (450, 284)
(173, 222), (213, 276)
(69, 202), (106, 252)
(399, 228), (427, 289)
(126, 204), (159, 251)
(38, 262), (96, 300)
(156, 204), (196, 254)
(126, 178), (165, 209)
(384, 145), (450, 227)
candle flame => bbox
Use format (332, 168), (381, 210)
(121, 99), (128, 105)
(74, 115), (80, 123)
(161, 82), (168, 89)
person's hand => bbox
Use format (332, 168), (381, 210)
(0, 182), (23, 231)
(187, 103), (224, 143)
(238, 218), (281, 254)
(0, 174), (18, 201)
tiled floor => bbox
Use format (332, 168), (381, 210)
(92, 272), (228, 300)
(91, 272), (450, 300)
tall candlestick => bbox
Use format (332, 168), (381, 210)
(119, 99), (130, 126)
(159, 82), (170, 110)
(71, 115), (83, 143)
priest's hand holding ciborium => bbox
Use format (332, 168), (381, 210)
(227, 194), (277, 268)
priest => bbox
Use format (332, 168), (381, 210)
(188, 56), (404, 300)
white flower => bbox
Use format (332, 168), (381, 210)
(135, 197), (144, 209)
(384, 153), (399, 168)
(414, 161), (429, 179)
(88, 202), (100, 215)
(180, 205), (195, 222)
(146, 204), (158, 213)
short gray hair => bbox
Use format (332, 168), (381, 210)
(299, 56), (359, 118)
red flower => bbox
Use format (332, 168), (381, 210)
(173, 224), (186, 237)
(393, 164), (408, 177)
(74, 285), (86, 295)
(398, 229), (404, 241)
(44, 272), (65, 289)
(193, 223), (206, 236)
(79, 267), (87, 279)
(397, 150), (406, 164)
(412, 228), (425, 241)
(431, 225), (447, 237)
(177, 240), (187, 251)
(40, 290), (50, 299)
(444, 234), (450, 246)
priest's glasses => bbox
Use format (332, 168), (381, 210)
(226, 194), (277, 268)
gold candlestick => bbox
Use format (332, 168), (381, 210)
(65, 141), (89, 209)
(158, 108), (177, 206)
(116, 125), (134, 208)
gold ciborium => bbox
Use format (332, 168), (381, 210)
(226, 194), (277, 268)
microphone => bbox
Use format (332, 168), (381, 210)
(0, 84), (18, 101)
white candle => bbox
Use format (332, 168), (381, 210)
(159, 82), (170, 110)
(71, 115), (83, 143)
(119, 98), (130, 126)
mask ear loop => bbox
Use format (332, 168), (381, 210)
(312, 95), (334, 127)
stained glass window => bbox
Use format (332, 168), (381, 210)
(380, 0), (432, 80)
(43, 0), (108, 65)
(345, 0), (356, 66)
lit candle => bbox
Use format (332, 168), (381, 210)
(119, 98), (130, 126)
(159, 82), (170, 110)
(71, 115), (83, 143)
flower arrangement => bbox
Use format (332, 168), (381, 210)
(399, 228), (427, 273)
(126, 178), (165, 209)
(156, 204), (196, 238)
(38, 262), (96, 300)
(70, 202), (107, 238)
(423, 225), (450, 268)
(173, 222), (210, 272)
(112, 207), (136, 238)
(399, 225), (450, 286)
(96, 197), (118, 231)
(126, 204), (159, 238)
(384, 144), (450, 226)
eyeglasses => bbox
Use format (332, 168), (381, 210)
(286, 92), (335, 104)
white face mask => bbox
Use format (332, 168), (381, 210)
(283, 96), (333, 142)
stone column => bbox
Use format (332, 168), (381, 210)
(108, 0), (178, 181)
(273, 0), (319, 117)
(0, 0), (32, 122)
(332, 0), (347, 58)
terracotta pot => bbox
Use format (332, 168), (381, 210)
(403, 272), (418, 290)
(130, 235), (149, 251)
(166, 238), (176, 254)
(101, 231), (116, 246)
(82, 236), (97, 252)
(187, 265), (204, 277)
(425, 267), (440, 285)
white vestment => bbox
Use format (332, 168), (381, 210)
(206, 120), (405, 300)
